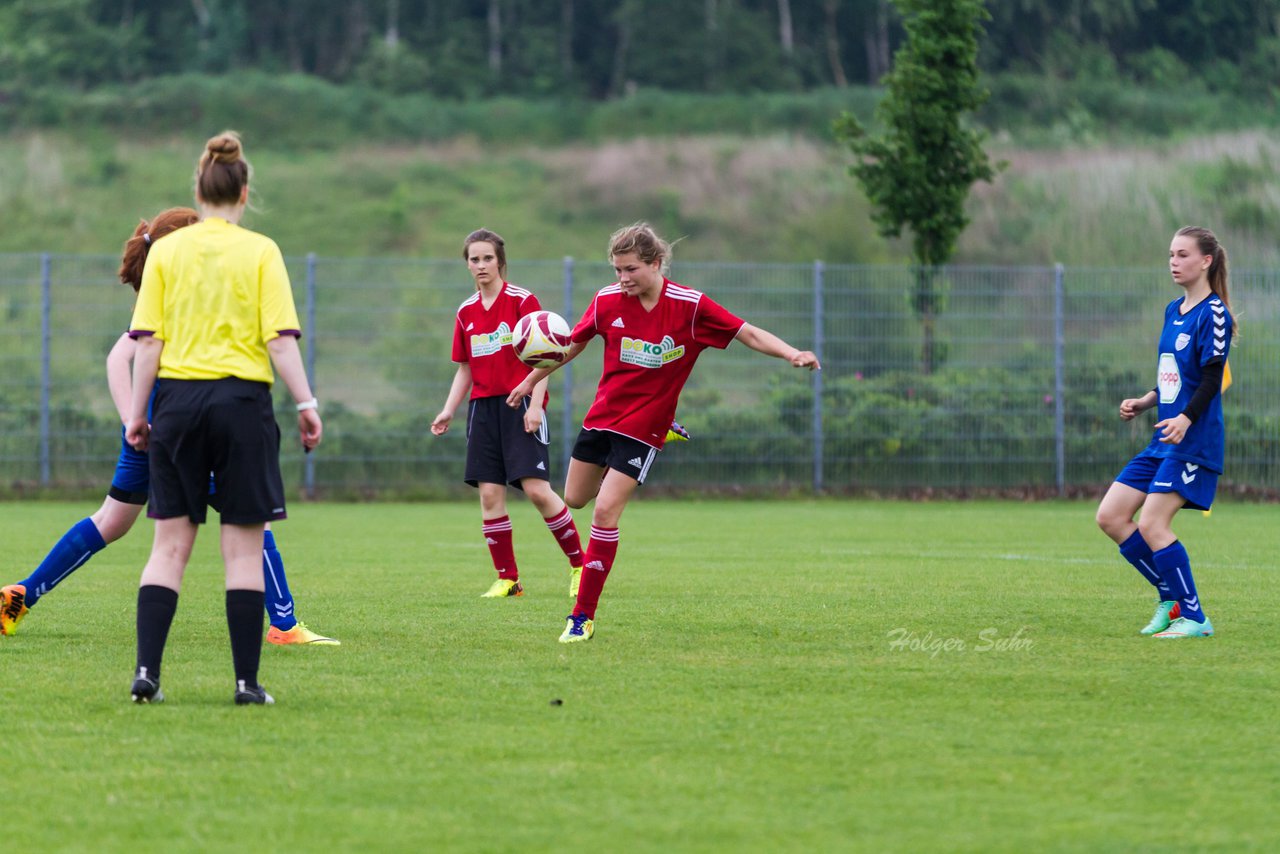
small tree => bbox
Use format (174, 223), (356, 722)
(835, 0), (998, 374)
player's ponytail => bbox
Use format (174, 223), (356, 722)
(1176, 225), (1235, 338)
(463, 228), (508, 284)
(117, 207), (199, 292)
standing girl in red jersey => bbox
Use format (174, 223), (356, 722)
(432, 229), (585, 598)
(507, 223), (820, 642)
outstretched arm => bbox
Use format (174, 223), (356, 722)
(735, 323), (821, 370)
(506, 340), (590, 407)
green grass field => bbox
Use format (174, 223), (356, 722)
(2, 499), (1277, 852)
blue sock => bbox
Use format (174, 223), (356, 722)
(1152, 541), (1205, 623)
(262, 530), (297, 631)
(21, 518), (107, 607)
(1118, 530), (1172, 600)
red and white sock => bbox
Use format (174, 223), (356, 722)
(482, 515), (518, 580)
(544, 506), (584, 568)
(574, 525), (619, 618)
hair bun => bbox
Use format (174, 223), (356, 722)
(205, 131), (243, 164)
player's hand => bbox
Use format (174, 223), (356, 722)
(790, 350), (821, 371)
(1155, 413), (1191, 444)
(125, 417), (150, 451)
(1119, 398), (1144, 420)
(506, 377), (534, 408)
(524, 406), (544, 434)
(297, 409), (322, 451)
(431, 411), (453, 436)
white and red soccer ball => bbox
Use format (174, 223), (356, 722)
(513, 310), (572, 369)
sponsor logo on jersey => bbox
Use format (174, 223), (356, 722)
(470, 322), (514, 357)
(619, 335), (685, 368)
(1157, 352), (1181, 404)
(1175, 332), (1191, 351)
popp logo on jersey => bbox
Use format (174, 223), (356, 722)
(1158, 352), (1182, 404)
(470, 322), (514, 358)
(619, 335), (686, 369)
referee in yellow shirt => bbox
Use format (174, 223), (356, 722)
(124, 131), (322, 706)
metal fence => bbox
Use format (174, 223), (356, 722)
(2, 253), (1277, 498)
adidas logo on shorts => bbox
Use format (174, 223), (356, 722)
(536, 461), (546, 470)
(628, 457), (643, 467)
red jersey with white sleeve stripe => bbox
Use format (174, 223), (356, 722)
(571, 278), (745, 449)
(451, 282), (544, 401)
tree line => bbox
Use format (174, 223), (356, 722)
(1, 0), (1277, 100)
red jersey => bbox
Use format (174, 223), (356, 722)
(451, 282), (544, 401)
(572, 279), (745, 449)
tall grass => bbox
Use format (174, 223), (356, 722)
(4, 128), (1278, 266)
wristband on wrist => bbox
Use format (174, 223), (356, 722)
(296, 399), (319, 412)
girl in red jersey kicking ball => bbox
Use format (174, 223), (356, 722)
(432, 229), (586, 599)
(506, 223), (820, 643)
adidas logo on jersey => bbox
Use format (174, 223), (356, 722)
(627, 457), (643, 467)
(611, 317), (625, 328)
(466, 322), (475, 331)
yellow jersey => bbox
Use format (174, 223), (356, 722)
(130, 218), (301, 384)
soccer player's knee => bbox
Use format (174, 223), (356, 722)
(1136, 517), (1167, 544)
(1095, 508), (1117, 534)
(564, 492), (588, 510)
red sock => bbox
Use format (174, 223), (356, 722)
(574, 525), (619, 618)
(544, 506), (584, 568)
(482, 515), (518, 580)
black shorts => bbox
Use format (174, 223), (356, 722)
(571, 428), (658, 484)
(464, 395), (552, 489)
(148, 378), (287, 525)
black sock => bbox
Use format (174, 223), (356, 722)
(136, 585), (179, 679)
(226, 589), (266, 686)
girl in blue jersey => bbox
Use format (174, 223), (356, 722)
(1095, 226), (1234, 638)
(0, 207), (337, 647)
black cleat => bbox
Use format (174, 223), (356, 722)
(130, 667), (164, 704)
(234, 680), (275, 705)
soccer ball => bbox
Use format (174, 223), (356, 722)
(513, 310), (572, 369)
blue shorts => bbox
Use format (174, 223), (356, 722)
(109, 429), (151, 505)
(1115, 453), (1219, 511)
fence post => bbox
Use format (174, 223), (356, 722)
(561, 256), (575, 483)
(304, 252), (317, 498)
(40, 253), (52, 486)
(1054, 263), (1066, 497)
(812, 260), (825, 494)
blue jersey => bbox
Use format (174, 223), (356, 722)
(1145, 294), (1232, 472)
